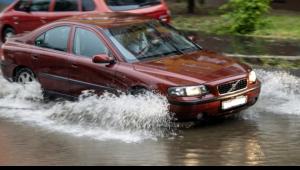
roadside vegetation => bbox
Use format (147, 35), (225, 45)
(237, 57), (300, 69)
(168, 0), (300, 40)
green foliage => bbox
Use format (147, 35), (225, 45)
(220, 0), (271, 34)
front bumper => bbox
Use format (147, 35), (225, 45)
(169, 82), (261, 121)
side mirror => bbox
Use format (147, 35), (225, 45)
(92, 54), (115, 65)
(188, 35), (196, 42)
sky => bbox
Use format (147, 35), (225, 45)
(0, 0), (14, 4)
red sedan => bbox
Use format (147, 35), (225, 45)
(0, 13), (261, 121)
(0, 0), (170, 42)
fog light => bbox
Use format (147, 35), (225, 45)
(197, 113), (203, 120)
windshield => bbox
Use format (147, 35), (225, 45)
(105, 0), (161, 11)
(105, 21), (201, 62)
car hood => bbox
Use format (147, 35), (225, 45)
(133, 50), (250, 86)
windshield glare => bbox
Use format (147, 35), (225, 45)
(105, 22), (200, 62)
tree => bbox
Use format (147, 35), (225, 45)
(220, 0), (271, 34)
(187, 0), (205, 14)
(187, 0), (196, 14)
(199, 0), (205, 5)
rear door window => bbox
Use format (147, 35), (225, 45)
(35, 26), (71, 52)
(82, 0), (96, 11)
(104, 0), (161, 11)
(54, 0), (79, 11)
(30, 0), (51, 11)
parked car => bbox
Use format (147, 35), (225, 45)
(0, 13), (261, 121)
(0, 0), (171, 42)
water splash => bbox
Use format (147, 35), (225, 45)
(0, 69), (299, 142)
(248, 69), (300, 115)
(0, 75), (174, 143)
(0, 76), (43, 110)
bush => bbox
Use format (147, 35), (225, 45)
(220, 0), (271, 34)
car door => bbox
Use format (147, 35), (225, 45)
(12, 0), (52, 32)
(31, 25), (73, 95)
(68, 27), (117, 96)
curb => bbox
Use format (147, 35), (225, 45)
(225, 54), (300, 60)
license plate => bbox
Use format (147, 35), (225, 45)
(222, 96), (248, 110)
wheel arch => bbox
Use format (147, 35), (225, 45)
(129, 85), (149, 91)
(128, 85), (150, 95)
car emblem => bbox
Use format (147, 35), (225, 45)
(228, 80), (241, 93)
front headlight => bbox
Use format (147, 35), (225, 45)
(168, 85), (208, 97)
(249, 71), (257, 84)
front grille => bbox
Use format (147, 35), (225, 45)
(218, 79), (247, 95)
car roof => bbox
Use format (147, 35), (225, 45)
(59, 13), (154, 29)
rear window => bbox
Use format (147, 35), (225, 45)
(15, 0), (51, 12)
(105, 0), (161, 11)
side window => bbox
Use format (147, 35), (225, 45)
(35, 26), (71, 52)
(73, 28), (108, 58)
(14, 0), (30, 11)
(54, 0), (79, 11)
(30, 0), (51, 12)
(82, 0), (96, 11)
(14, 0), (51, 12)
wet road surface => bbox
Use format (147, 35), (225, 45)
(1, 5), (300, 165)
(0, 69), (299, 166)
(1, 112), (300, 166)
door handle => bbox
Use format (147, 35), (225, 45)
(41, 20), (47, 24)
(71, 64), (78, 69)
(31, 55), (39, 61)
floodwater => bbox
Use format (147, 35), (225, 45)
(0, 69), (300, 166)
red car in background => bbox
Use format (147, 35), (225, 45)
(0, 0), (170, 42)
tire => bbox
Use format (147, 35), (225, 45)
(14, 68), (36, 84)
(2, 27), (15, 43)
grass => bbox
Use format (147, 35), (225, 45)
(236, 57), (300, 69)
(171, 15), (221, 34)
(167, 1), (300, 40)
(251, 11), (300, 39)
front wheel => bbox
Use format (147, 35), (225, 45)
(130, 87), (152, 96)
(15, 68), (36, 84)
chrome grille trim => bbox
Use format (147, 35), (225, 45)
(218, 79), (248, 95)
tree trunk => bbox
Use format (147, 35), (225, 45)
(188, 0), (195, 14)
(199, 0), (205, 5)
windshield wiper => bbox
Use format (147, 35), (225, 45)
(137, 51), (181, 61)
(165, 39), (185, 54)
(180, 46), (199, 54)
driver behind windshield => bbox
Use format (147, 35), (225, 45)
(106, 21), (200, 62)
